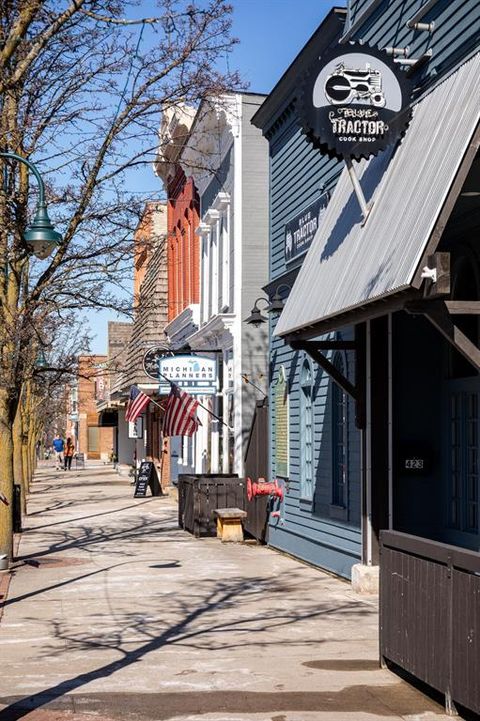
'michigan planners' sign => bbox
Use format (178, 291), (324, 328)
(285, 193), (329, 263)
(158, 355), (217, 395)
(299, 45), (412, 160)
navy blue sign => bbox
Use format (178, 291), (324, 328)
(298, 45), (412, 161)
(285, 193), (329, 264)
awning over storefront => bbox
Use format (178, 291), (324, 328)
(98, 409), (118, 427)
(274, 53), (480, 339)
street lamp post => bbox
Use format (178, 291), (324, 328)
(0, 151), (62, 259)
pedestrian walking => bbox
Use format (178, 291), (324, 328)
(52, 434), (64, 470)
(64, 437), (75, 471)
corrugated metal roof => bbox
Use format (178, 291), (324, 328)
(274, 53), (480, 338)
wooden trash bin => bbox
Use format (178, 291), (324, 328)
(177, 474), (244, 537)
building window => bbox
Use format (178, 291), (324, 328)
(332, 353), (348, 509)
(300, 358), (314, 500)
(87, 426), (99, 454)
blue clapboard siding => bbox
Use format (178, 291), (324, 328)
(346, 0), (480, 88)
(270, 121), (342, 280)
(263, 78), (362, 578)
(269, 321), (362, 579)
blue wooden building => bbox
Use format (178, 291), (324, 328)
(258, 0), (480, 714)
(252, 8), (366, 580)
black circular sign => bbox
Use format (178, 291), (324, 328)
(143, 346), (170, 380)
(298, 44), (413, 161)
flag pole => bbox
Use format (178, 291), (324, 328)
(158, 371), (232, 431)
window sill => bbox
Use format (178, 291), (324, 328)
(329, 504), (348, 521)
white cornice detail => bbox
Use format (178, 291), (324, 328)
(204, 208), (220, 224)
(154, 103), (196, 183)
(196, 222), (210, 236)
(213, 191), (230, 211)
(179, 95), (241, 195)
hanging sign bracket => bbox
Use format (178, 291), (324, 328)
(345, 157), (373, 224)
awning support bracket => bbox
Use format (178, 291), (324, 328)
(289, 340), (358, 399)
(405, 298), (480, 372)
(345, 157), (372, 224)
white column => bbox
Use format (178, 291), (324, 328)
(210, 394), (220, 473)
(209, 210), (220, 315)
(222, 205), (231, 311)
(195, 399), (209, 473)
(197, 224), (209, 325)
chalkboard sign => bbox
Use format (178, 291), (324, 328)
(134, 461), (162, 497)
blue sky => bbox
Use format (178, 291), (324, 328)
(87, 0), (342, 353)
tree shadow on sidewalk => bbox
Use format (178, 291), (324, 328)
(0, 572), (380, 720)
(17, 511), (181, 562)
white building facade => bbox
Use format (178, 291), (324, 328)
(169, 93), (269, 478)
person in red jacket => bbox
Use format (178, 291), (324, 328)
(64, 437), (75, 471)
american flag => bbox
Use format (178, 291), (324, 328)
(162, 384), (199, 437)
(125, 386), (150, 423)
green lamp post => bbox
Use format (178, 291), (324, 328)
(35, 348), (48, 368)
(0, 151), (62, 259)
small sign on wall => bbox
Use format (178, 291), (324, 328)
(128, 418), (143, 439)
(275, 366), (289, 478)
(285, 193), (329, 264)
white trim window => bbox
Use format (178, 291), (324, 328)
(198, 193), (231, 324)
(300, 358), (314, 500)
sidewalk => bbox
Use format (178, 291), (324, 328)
(0, 464), (450, 721)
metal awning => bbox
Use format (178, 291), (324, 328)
(274, 53), (480, 339)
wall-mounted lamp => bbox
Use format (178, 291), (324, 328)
(244, 297), (270, 326)
(268, 283), (291, 313)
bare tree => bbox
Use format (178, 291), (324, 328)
(0, 0), (240, 560)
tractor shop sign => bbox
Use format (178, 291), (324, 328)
(298, 44), (412, 160)
(158, 355), (217, 395)
(285, 192), (329, 263)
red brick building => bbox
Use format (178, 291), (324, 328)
(167, 170), (200, 321)
(78, 355), (114, 460)
(155, 104), (200, 325)
(111, 202), (170, 483)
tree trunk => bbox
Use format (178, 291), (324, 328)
(0, 393), (14, 562)
(13, 406), (25, 513)
(21, 438), (29, 513)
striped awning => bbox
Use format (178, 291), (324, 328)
(274, 53), (480, 338)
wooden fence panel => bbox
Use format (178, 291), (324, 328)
(380, 530), (480, 716)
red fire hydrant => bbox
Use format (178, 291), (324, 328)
(247, 477), (284, 502)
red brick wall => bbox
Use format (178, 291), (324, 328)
(78, 355), (113, 460)
(167, 170), (199, 321)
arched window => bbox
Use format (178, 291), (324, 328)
(332, 353), (348, 508)
(300, 358), (314, 499)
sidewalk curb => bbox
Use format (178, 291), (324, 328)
(0, 533), (21, 624)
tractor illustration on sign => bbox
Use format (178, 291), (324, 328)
(324, 62), (386, 107)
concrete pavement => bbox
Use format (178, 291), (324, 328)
(0, 463), (452, 721)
